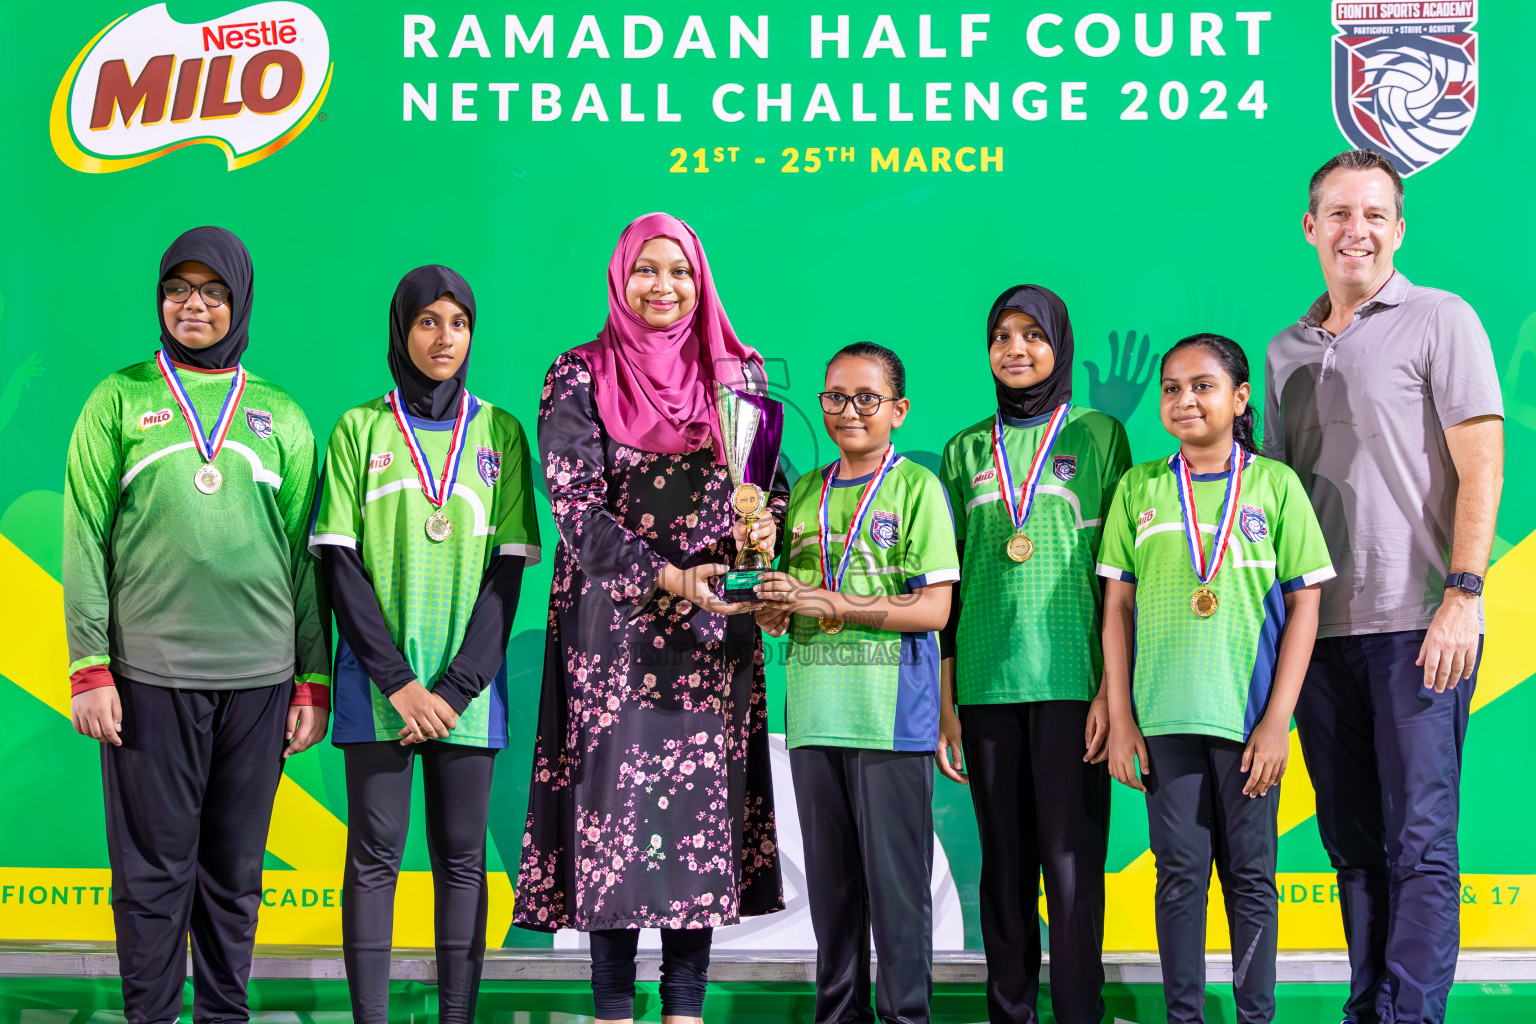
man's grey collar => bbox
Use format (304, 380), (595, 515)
(1299, 270), (1413, 328)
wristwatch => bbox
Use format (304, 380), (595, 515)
(1444, 572), (1485, 596)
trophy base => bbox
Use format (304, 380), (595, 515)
(722, 569), (767, 602)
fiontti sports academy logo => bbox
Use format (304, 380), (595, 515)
(476, 447), (501, 487)
(1330, 1), (1477, 175)
(51, 2), (332, 173)
(1239, 503), (1269, 543)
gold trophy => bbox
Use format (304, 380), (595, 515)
(717, 383), (773, 601)
(723, 482), (773, 600)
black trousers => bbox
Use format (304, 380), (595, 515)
(590, 926), (713, 1018)
(791, 746), (934, 1024)
(959, 701), (1110, 1024)
(1294, 631), (1478, 1024)
(103, 675), (291, 1024)
(342, 740), (498, 1024)
(1144, 734), (1279, 1024)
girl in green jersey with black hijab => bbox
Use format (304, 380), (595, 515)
(311, 265), (540, 1024)
(936, 285), (1131, 1024)
(64, 225), (330, 1024)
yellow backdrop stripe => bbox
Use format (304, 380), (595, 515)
(4, 526), (1531, 948)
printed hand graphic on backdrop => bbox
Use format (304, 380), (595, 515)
(0, 352), (43, 434)
(1085, 330), (1158, 423)
(1503, 310), (1536, 434)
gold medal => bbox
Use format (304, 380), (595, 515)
(156, 352), (244, 499)
(816, 446), (897, 638)
(992, 406), (1070, 566)
(194, 464), (223, 494)
(1174, 443), (1242, 623)
(1191, 586), (1218, 618)
(425, 510), (453, 542)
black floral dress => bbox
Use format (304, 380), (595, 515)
(513, 352), (785, 932)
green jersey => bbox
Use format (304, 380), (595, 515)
(779, 454), (960, 751)
(1096, 451), (1335, 742)
(311, 395), (540, 748)
(63, 358), (328, 690)
(940, 406), (1131, 705)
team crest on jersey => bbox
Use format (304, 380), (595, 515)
(139, 408), (172, 430)
(245, 408), (273, 440)
(1240, 504), (1269, 543)
(1053, 455), (1078, 481)
(1137, 508), (1156, 530)
(971, 467), (997, 488)
(368, 452), (393, 473)
(869, 510), (900, 550)
(1331, 1), (1478, 176)
(477, 446), (502, 486)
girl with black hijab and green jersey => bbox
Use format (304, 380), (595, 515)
(63, 225), (330, 1024)
(935, 285), (1131, 1024)
(311, 266), (540, 1024)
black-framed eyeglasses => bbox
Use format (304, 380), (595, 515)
(817, 391), (900, 416)
(161, 278), (231, 308)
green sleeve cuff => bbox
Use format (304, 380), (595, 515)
(295, 672), (331, 688)
(67, 655), (111, 675)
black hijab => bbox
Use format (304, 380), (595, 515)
(987, 284), (1075, 420)
(158, 226), (254, 370)
(388, 265), (476, 420)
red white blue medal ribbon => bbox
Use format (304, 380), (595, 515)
(818, 444), (899, 593)
(154, 350), (246, 463)
(385, 389), (470, 509)
(991, 403), (1071, 530)
(1169, 441), (1245, 585)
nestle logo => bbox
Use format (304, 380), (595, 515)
(202, 18), (297, 52)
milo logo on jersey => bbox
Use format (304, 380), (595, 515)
(139, 408), (172, 429)
(51, 2), (333, 174)
(368, 452), (393, 474)
(1330, 1), (1477, 175)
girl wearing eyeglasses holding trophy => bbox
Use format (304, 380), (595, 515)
(754, 342), (959, 1024)
(62, 226), (330, 1024)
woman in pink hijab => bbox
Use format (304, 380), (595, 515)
(514, 213), (785, 1023)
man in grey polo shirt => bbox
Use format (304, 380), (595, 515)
(1264, 149), (1504, 1024)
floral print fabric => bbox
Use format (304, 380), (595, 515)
(513, 352), (784, 931)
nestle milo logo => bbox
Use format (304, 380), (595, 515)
(51, 2), (332, 173)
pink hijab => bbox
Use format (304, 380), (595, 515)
(573, 212), (761, 460)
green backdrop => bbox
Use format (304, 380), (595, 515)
(2, 0), (1533, 952)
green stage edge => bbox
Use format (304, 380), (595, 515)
(4, 979), (1536, 1023)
